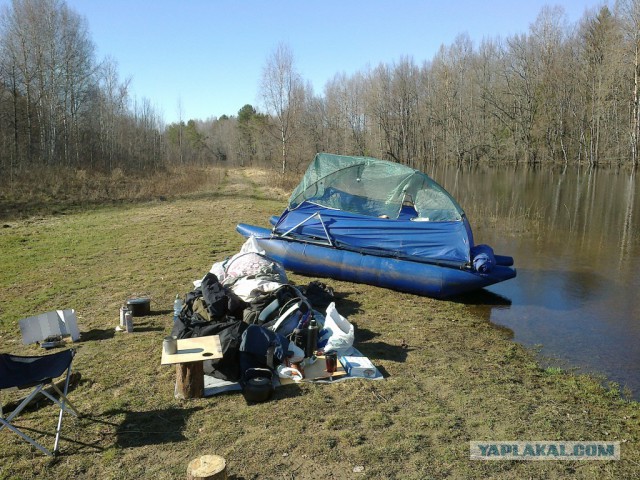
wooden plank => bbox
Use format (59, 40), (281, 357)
(161, 335), (222, 365)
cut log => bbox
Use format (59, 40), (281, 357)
(186, 455), (227, 480)
(175, 361), (204, 399)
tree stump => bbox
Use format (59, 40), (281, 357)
(175, 361), (204, 399)
(187, 455), (227, 480)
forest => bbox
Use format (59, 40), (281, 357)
(1, 0), (640, 186)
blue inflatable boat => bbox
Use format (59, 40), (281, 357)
(237, 153), (516, 298)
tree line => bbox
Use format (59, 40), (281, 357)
(1, 0), (639, 186)
(0, 0), (163, 181)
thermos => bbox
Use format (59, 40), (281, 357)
(305, 318), (318, 357)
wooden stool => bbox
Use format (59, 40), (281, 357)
(161, 336), (223, 400)
(175, 361), (205, 399)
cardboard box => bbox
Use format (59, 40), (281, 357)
(340, 355), (376, 378)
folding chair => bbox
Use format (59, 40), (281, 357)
(0, 349), (80, 456)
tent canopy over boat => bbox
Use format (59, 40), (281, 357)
(274, 153), (475, 265)
(289, 153), (464, 222)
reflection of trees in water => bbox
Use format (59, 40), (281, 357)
(433, 165), (639, 266)
(619, 170), (636, 268)
(428, 164), (640, 397)
(559, 269), (605, 303)
(549, 165), (566, 233)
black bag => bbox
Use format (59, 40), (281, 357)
(299, 281), (335, 311)
(243, 285), (308, 326)
(205, 320), (250, 381)
(238, 324), (291, 377)
(172, 273), (247, 339)
(171, 316), (249, 382)
(201, 272), (247, 321)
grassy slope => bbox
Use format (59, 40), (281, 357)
(0, 168), (638, 479)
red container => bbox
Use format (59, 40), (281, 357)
(325, 352), (338, 373)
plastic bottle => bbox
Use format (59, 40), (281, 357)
(305, 317), (318, 357)
(173, 294), (183, 322)
(119, 306), (128, 327)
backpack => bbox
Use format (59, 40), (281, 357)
(243, 284), (308, 327)
(238, 324), (291, 377)
(200, 272), (247, 320)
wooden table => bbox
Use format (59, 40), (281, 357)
(161, 336), (223, 399)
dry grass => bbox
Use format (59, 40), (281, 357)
(464, 198), (545, 237)
(0, 167), (638, 479)
(0, 165), (226, 221)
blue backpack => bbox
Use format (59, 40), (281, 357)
(238, 324), (291, 376)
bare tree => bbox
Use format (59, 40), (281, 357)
(259, 43), (302, 174)
(616, 0), (640, 165)
(0, 0), (96, 167)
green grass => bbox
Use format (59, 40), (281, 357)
(0, 167), (639, 479)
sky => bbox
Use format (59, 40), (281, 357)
(57, 0), (606, 125)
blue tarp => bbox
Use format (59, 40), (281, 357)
(470, 244), (496, 273)
(274, 201), (473, 265)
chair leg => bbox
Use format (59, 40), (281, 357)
(0, 385), (45, 430)
(53, 400), (64, 454)
(41, 386), (80, 417)
(0, 417), (53, 456)
(51, 367), (79, 454)
(1, 371), (80, 456)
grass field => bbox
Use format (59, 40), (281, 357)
(0, 167), (638, 479)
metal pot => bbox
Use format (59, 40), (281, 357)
(242, 368), (274, 403)
(126, 297), (150, 317)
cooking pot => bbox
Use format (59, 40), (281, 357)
(127, 297), (151, 317)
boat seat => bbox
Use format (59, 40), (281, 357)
(398, 204), (419, 220)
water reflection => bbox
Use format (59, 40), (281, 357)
(433, 164), (640, 397)
(449, 289), (512, 307)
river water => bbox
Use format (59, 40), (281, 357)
(432, 164), (640, 397)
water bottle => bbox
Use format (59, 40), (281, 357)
(173, 294), (183, 322)
(119, 306), (128, 328)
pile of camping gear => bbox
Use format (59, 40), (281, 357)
(171, 237), (354, 401)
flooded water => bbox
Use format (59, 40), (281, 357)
(433, 164), (640, 397)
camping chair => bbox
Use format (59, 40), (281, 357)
(0, 349), (80, 456)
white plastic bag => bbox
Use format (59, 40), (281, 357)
(322, 302), (355, 353)
(276, 365), (303, 382)
(240, 236), (266, 255)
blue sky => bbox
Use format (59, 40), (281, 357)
(60, 0), (604, 124)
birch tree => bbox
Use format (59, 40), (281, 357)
(616, 0), (640, 165)
(260, 43), (302, 174)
